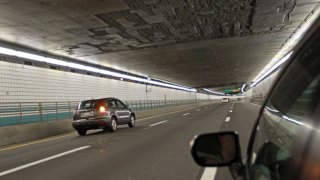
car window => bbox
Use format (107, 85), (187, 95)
(78, 101), (92, 109)
(107, 100), (116, 108)
(116, 100), (126, 108)
(286, 78), (319, 119)
(78, 100), (104, 110)
(249, 30), (320, 180)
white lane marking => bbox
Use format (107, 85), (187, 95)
(137, 105), (205, 122)
(249, 103), (262, 107)
(230, 110), (233, 113)
(201, 167), (217, 180)
(0, 146), (90, 177)
(182, 113), (190, 116)
(149, 120), (168, 127)
(225, 117), (230, 122)
(251, 152), (257, 164)
(196, 109), (201, 112)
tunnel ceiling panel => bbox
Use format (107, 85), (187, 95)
(0, 0), (318, 88)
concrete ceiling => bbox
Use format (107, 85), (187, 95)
(0, 0), (318, 88)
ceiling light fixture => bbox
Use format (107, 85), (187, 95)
(203, 88), (225, 95)
(0, 47), (196, 92)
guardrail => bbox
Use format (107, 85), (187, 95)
(0, 99), (212, 127)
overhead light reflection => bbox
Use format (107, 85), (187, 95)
(250, 51), (293, 88)
(282, 115), (304, 125)
(250, 7), (320, 88)
(241, 84), (246, 93)
(265, 106), (280, 113)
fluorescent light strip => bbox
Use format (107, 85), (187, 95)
(0, 47), (196, 92)
(250, 51), (293, 88)
(203, 88), (225, 95)
(151, 77), (192, 89)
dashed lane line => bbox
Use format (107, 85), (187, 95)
(182, 113), (190, 116)
(200, 167), (217, 180)
(149, 120), (168, 127)
(225, 117), (230, 122)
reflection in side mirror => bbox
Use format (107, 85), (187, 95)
(190, 131), (240, 167)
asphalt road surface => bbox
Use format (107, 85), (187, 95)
(0, 102), (261, 180)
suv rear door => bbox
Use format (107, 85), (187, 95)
(115, 100), (131, 124)
(74, 99), (105, 120)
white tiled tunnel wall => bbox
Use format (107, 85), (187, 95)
(0, 61), (217, 103)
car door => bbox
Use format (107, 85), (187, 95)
(106, 99), (117, 117)
(247, 25), (320, 180)
(115, 100), (131, 124)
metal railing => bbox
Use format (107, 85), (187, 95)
(0, 99), (212, 127)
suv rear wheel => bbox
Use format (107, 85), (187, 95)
(128, 115), (135, 128)
(109, 117), (117, 132)
(77, 129), (87, 136)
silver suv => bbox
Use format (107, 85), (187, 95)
(72, 98), (136, 135)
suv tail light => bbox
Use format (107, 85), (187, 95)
(99, 106), (106, 112)
(98, 106), (109, 116)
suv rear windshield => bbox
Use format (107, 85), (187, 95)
(77, 100), (105, 110)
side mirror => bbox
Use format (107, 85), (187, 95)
(190, 131), (241, 167)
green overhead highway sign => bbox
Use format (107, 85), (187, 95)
(223, 88), (241, 94)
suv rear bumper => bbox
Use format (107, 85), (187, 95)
(72, 117), (111, 130)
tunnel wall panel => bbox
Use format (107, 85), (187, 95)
(0, 61), (216, 103)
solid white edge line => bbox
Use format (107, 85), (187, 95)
(182, 113), (190, 116)
(201, 167), (217, 180)
(230, 110), (233, 112)
(225, 117), (230, 122)
(196, 109), (201, 111)
(149, 120), (168, 127)
(0, 146), (91, 177)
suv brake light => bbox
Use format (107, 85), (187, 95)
(99, 106), (106, 112)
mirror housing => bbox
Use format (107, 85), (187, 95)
(190, 131), (241, 167)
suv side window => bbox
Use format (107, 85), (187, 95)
(116, 100), (126, 108)
(249, 30), (320, 180)
(107, 100), (116, 108)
